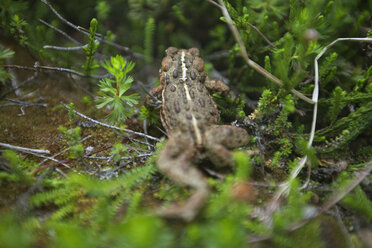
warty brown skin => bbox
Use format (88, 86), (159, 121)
(147, 47), (249, 221)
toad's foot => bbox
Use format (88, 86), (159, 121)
(204, 125), (250, 167)
(156, 132), (210, 221)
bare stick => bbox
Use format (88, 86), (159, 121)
(213, 0), (314, 104)
(205, 50), (230, 60)
(0, 142), (50, 154)
(15, 167), (54, 213)
(2, 64), (104, 79)
(38, 135), (92, 166)
(205, 0), (222, 8)
(0, 68), (38, 99)
(245, 22), (278, 49)
(2, 98), (47, 107)
(43, 45), (85, 51)
(40, 0), (89, 34)
(61, 103), (160, 142)
(39, 18), (81, 45)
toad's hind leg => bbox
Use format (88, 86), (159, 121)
(156, 133), (210, 221)
(204, 125), (249, 167)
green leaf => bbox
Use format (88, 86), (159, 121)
(0, 46), (14, 60)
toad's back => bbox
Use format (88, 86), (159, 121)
(159, 47), (220, 144)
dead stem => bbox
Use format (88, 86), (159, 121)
(61, 102), (160, 142)
(0, 142), (50, 155)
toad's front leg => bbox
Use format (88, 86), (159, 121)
(156, 132), (209, 221)
(144, 85), (163, 108)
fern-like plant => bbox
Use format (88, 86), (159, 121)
(30, 165), (155, 223)
(95, 55), (139, 124)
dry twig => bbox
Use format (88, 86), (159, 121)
(0, 142), (50, 155)
(39, 18), (81, 45)
(61, 102), (160, 142)
(245, 22), (278, 49)
(2, 64), (104, 79)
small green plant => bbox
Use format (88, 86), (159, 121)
(172, 5), (190, 25)
(213, 94), (246, 121)
(254, 89), (298, 166)
(139, 105), (161, 125)
(328, 86), (347, 124)
(0, 44), (14, 84)
(110, 143), (127, 162)
(58, 126), (84, 159)
(82, 18), (100, 76)
(0, 150), (33, 185)
(96, 55), (139, 124)
(341, 185), (372, 220)
(9, 14), (28, 46)
(95, 1), (111, 21)
(81, 96), (93, 106)
(67, 102), (76, 121)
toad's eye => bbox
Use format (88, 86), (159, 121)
(161, 56), (172, 72)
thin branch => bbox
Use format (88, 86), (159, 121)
(6, 58), (24, 96)
(43, 45), (85, 51)
(38, 135), (92, 166)
(40, 18), (109, 61)
(2, 98), (47, 108)
(246, 22), (278, 49)
(2, 64), (104, 79)
(40, 0), (90, 35)
(205, 0), (222, 8)
(39, 18), (81, 45)
(205, 50), (230, 60)
(0, 142), (50, 154)
(126, 136), (157, 148)
(15, 167), (54, 214)
(0, 99), (47, 116)
(100, 161), (132, 179)
(33, 136), (95, 174)
(0, 65), (38, 99)
(61, 102), (160, 142)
